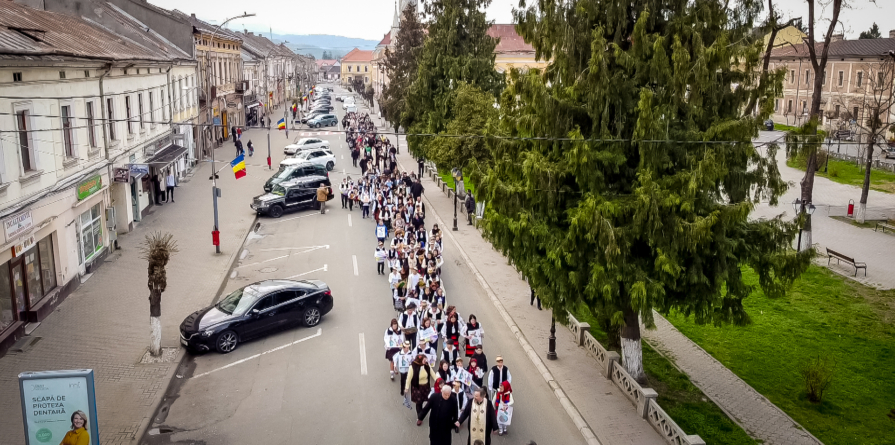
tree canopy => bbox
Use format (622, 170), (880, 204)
(407, 0), (503, 164)
(475, 0), (811, 380)
(859, 22), (881, 39)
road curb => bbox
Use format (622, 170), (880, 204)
(404, 158), (601, 445)
(135, 213), (259, 444)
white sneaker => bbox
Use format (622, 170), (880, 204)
(390, 371), (395, 380)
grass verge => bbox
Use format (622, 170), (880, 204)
(773, 123), (800, 132)
(572, 310), (757, 444)
(786, 157), (895, 193)
(665, 265), (895, 445)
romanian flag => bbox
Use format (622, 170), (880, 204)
(302, 95), (308, 102)
(231, 154), (246, 179)
(277, 118), (286, 130)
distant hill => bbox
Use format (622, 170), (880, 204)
(268, 33), (379, 60)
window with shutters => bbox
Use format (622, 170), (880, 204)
(107, 98), (116, 141)
(86, 102), (97, 147)
(16, 110), (36, 172)
(125, 96), (134, 134)
(61, 105), (74, 157)
(138, 93), (145, 130)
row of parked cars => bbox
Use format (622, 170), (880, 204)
(299, 88), (358, 128)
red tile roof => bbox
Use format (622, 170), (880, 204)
(341, 47), (373, 62)
(315, 59), (337, 69)
(487, 24), (535, 55)
(378, 32), (392, 47)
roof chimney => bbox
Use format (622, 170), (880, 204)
(191, 13), (196, 19)
(830, 34), (844, 42)
(890, 30), (895, 39)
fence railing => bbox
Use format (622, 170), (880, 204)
(566, 312), (705, 445)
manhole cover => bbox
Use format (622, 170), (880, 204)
(259, 267), (278, 273)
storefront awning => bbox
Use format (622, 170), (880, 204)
(145, 144), (188, 168)
(245, 102), (261, 110)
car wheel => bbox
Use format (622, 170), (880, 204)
(326, 161), (334, 171)
(268, 205), (284, 218)
(215, 330), (239, 353)
(302, 306), (322, 327)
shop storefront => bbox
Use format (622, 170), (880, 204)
(0, 233), (58, 331)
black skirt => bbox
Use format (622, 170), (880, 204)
(386, 347), (400, 360)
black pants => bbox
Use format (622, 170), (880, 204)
(166, 188), (174, 203)
(400, 372), (408, 396)
(353, 157), (358, 167)
(531, 288), (541, 309)
(362, 204), (370, 218)
(348, 199), (354, 211)
(341, 194), (348, 208)
(419, 164), (424, 178)
(378, 262), (385, 274)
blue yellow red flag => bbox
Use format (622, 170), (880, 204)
(277, 118), (286, 130)
(231, 154), (246, 179)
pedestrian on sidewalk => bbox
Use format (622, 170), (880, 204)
(159, 172), (168, 202)
(458, 387), (497, 445)
(464, 192), (475, 225)
(494, 381), (514, 435)
(152, 174), (163, 205)
(418, 384), (459, 445)
(530, 287), (541, 310)
(166, 170), (176, 203)
(317, 183), (330, 214)
(247, 140), (254, 156)
(418, 157), (425, 178)
(376, 241), (388, 275)
(407, 354), (436, 419)
(487, 357), (511, 400)
(385, 319), (403, 380)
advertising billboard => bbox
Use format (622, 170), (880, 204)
(18, 369), (100, 445)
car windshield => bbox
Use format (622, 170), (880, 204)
(216, 286), (261, 315)
(271, 184), (287, 196)
(274, 166), (296, 180)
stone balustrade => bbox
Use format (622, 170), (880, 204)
(566, 312), (704, 445)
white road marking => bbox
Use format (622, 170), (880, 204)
(259, 245), (329, 252)
(341, 154), (344, 160)
(359, 333), (368, 375)
(264, 213), (319, 225)
(192, 328), (322, 379)
(352, 255), (358, 276)
(285, 264), (328, 279)
(237, 246), (329, 269)
(348, 214), (352, 227)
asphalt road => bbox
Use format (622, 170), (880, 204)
(142, 85), (586, 445)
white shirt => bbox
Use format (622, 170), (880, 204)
(166, 173), (175, 187)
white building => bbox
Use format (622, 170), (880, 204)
(0, 1), (197, 352)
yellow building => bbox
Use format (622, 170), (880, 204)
(488, 24), (548, 73)
(763, 25), (807, 51)
(341, 48), (374, 89)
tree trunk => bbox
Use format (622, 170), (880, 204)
(149, 287), (162, 356)
(857, 130), (876, 224)
(620, 306), (645, 383)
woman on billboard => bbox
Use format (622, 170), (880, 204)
(60, 410), (89, 445)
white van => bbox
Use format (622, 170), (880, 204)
(345, 104), (357, 113)
(342, 96), (356, 109)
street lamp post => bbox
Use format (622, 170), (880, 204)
(547, 314), (557, 360)
(206, 12), (255, 254)
(792, 198), (816, 251)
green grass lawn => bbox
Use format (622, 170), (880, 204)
(787, 157), (895, 193)
(773, 123), (800, 132)
(665, 265), (895, 445)
(573, 311), (757, 444)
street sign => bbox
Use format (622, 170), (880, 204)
(213, 117), (222, 126)
(18, 369), (100, 445)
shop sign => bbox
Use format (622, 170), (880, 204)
(77, 175), (102, 201)
(18, 369), (100, 445)
(11, 234), (36, 258)
(4, 210), (33, 242)
(112, 168), (129, 183)
(129, 164), (149, 177)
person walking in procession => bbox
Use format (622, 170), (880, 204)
(384, 319), (402, 380)
(458, 387), (498, 445)
(418, 384), (460, 445)
(487, 356), (511, 400)
(493, 381), (514, 436)
(393, 341), (414, 408)
(317, 183), (329, 214)
(406, 354), (436, 419)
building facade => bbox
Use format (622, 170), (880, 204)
(768, 32), (895, 140)
(341, 49), (374, 89)
(0, 1), (197, 353)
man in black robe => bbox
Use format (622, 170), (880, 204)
(458, 387), (497, 445)
(418, 384), (459, 445)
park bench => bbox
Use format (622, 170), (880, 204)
(826, 248), (867, 277)
(875, 222), (895, 234)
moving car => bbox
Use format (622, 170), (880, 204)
(342, 97), (356, 109)
(292, 148), (336, 170)
(345, 104), (357, 114)
(251, 175), (333, 218)
(179, 279), (334, 353)
(307, 114), (338, 128)
(263, 159), (327, 192)
(284, 137), (329, 155)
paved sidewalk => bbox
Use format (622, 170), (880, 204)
(0, 128), (284, 444)
(642, 314), (822, 445)
(752, 131), (895, 289)
(388, 133), (665, 445)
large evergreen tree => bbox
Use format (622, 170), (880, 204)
(859, 22), (881, 39)
(407, 0), (503, 162)
(381, 5), (426, 131)
(476, 0), (810, 381)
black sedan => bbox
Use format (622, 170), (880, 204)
(179, 280), (334, 353)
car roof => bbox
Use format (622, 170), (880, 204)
(280, 175), (328, 187)
(280, 158), (316, 166)
(251, 279), (320, 293)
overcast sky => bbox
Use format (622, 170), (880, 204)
(147, 0), (894, 41)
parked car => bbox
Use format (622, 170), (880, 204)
(251, 175), (333, 218)
(284, 137), (329, 155)
(310, 104), (333, 113)
(301, 110), (328, 124)
(882, 146), (895, 159)
(763, 119), (774, 131)
(292, 148), (336, 171)
(307, 114), (338, 128)
(179, 279), (334, 353)
(263, 159), (327, 192)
